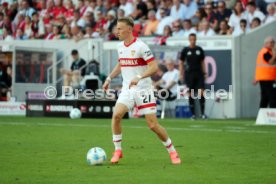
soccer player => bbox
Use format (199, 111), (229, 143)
(102, 17), (181, 165)
(179, 33), (207, 120)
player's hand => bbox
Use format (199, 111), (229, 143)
(129, 77), (140, 89)
(102, 80), (110, 91)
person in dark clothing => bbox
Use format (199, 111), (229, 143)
(60, 49), (86, 89)
(0, 63), (12, 100)
(179, 33), (207, 119)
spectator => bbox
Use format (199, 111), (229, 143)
(70, 10), (86, 28)
(2, 26), (13, 41)
(0, 63), (12, 101)
(228, 1), (247, 33)
(251, 17), (261, 29)
(155, 8), (174, 35)
(214, 1), (232, 23)
(60, 24), (72, 39)
(83, 12), (96, 29)
(253, 36), (276, 108)
(15, 28), (28, 40)
(52, 0), (67, 20)
(94, 0), (104, 21)
(44, 24), (55, 39)
(170, 0), (186, 21)
(245, 1), (265, 25)
(23, 16), (34, 39)
(60, 49), (86, 90)
(172, 20), (185, 37)
(78, 0), (88, 18)
(131, 0), (148, 20)
(146, 0), (157, 13)
(52, 25), (62, 39)
(32, 12), (45, 38)
(142, 10), (159, 36)
(218, 19), (230, 35)
(183, 0), (198, 20)
(117, 8), (125, 19)
(84, 24), (100, 38)
(183, 19), (197, 37)
(154, 59), (179, 117)
(19, 0), (35, 18)
(197, 19), (216, 36)
(232, 19), (249, 36)
(64, 0), (75, 22)
(104, 10), (117, 34)
(71, 25), (83, 41)
(155, 25), (172, 45)
(264, 4), (276, 24)
(118, 0), (134, 17)
(203, 2), (217, 28)
(155, 59), (179, 100)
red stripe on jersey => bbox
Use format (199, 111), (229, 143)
(124, 37), (137, 47)
(146, 57), (155, 63)
(119, 58), (147, 67)
(137, 103), (156, 110)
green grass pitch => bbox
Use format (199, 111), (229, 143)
(0, 116), (275, 184)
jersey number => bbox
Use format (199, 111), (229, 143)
(142, 94), (151, 104)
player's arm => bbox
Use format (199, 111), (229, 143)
(201, 60), (207, 78)
(200, 48), (207, 78)
(129, 60), (158, 88)
(102, 63), (121, 90)
(178, 59), (184, 82)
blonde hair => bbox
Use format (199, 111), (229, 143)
(117, 17), (134, 27)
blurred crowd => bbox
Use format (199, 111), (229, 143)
(0, 0), (275, 43)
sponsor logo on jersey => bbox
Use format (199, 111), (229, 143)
(119, 59), (139, 65)
(145, 50), (152, 57)
(131, 50), (136, 56)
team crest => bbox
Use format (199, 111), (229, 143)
(196, 50), (201, 55)
(131, 50), (136, 56)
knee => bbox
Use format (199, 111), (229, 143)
(113, 113), (123, 122)
(147, 121), (158, 132)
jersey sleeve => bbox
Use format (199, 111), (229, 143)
(140, 43), (155, 63)
(179, 48), (186, 62)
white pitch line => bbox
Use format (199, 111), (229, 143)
(0, 121), (275, 134)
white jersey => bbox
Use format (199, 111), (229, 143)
(117, 38), (155, 90)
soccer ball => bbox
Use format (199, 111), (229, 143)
(69, 108), (82, 119)
(86, 147), (107, 165)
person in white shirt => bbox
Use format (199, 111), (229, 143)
(228, 1), (247, 33)
(245, 1), (265, 24)
(102, 17), (181, 165)
(183, 19), (197, 37)
(265, 4), (276, 24)
(155, 59), (179, 99)
(70, 10), (86, 28)
(119, 0), (134, 17)
(198, 19), (216, 37)
(155, 8), (174, 35)
(170, 0), (186, 21)
(232, 19), (249, 36)
(154, 59), (179, 117)
(183, 0), (198, 20)
(172, 20), (185, 37)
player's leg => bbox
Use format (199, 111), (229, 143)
(144, 113), (181, 164)
(111, 90), (134, 163)
(136, 89), (181, 164)
(110, 103), (129, 163)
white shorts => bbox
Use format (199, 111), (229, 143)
(116, 88), (157, 115)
